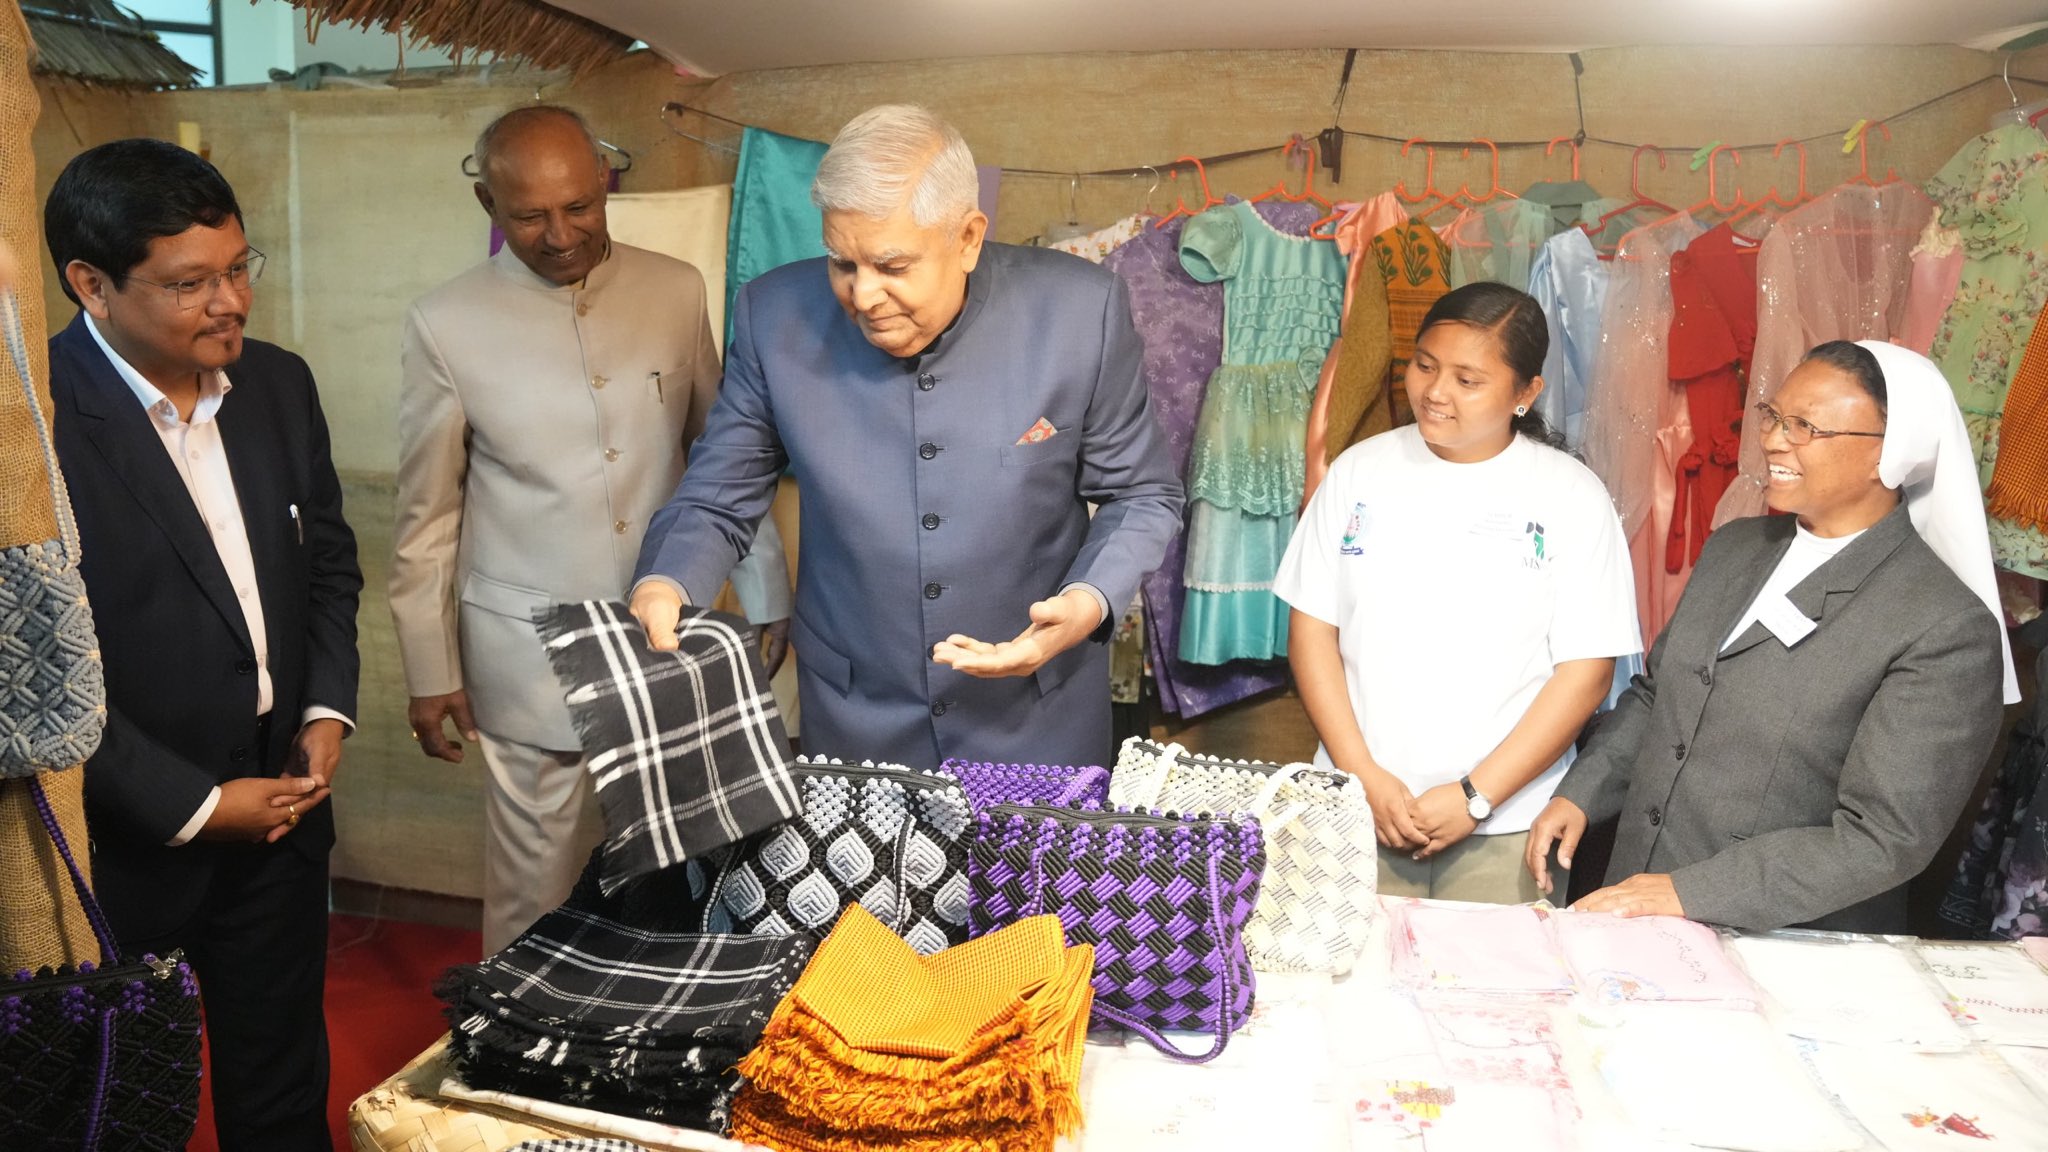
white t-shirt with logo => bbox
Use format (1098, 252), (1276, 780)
(1274, 426), (1642, 834)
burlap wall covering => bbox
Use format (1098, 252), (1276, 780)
(0, 0), (102, 974)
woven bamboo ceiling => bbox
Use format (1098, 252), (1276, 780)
(282, 0), (2048, 79)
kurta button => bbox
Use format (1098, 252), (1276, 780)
(1648, 805), (1663, 826)
(604, 448), (621, 462)
(924, 582), (942, 600)
(613, 520), (628, 535)
(1674, 742), (1687, 761)
(235, 658), (255, 674)
(917, 373), (936, 392)
(922, 513), (941, 530)
(591, 375), (607, 389)
(576, 303), (590, 317)
(919, 442), (938, 460)
(931, 701), (949, 717)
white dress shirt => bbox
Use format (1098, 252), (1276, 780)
(84, 315), (352, 845)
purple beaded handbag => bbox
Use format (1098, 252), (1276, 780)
(939, 758), (1110, 811)
(0, 776), (202, 1151)
(969, 803), (1264, 1063)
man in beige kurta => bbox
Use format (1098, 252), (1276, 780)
(390, 106), (790, 952)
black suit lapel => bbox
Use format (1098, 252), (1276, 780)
(64, 324), (255, 654)
(215, 367), (289, 636)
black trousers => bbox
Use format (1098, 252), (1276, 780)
(121, 834), (332, 1152)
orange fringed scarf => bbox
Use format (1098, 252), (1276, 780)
(730, 905), (1093, 1152)
(1987, 299), (2048, 533)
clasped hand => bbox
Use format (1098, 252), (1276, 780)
(1364, 771), (1476, 860)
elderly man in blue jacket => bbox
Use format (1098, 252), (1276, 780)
(632, 104), (1181, 771)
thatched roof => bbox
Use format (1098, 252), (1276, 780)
(280, 0), (630, 77)
(21, 0), (201, 88)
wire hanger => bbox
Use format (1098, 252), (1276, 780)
(1845, 120), (1898, 186)
(1134, 165), (1161, 217)
(656, 101), (741, 156)
(459, 137), (635, 177)
(1153, 155), (1223, 229)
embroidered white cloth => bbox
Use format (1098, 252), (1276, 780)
(1552, 910), (1758, 1007)
(1808, 1045), (2048, 1150)
(1388, 900), (1572, 998)
(1350, 1079), (1573, 1152)
(1595, 1002), (1861, 1152)
(1730, 935), (1968, 1049)
(1917, 942), (2048, 1048)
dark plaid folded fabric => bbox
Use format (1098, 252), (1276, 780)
(536, 601), (803, 894)
(437, 905), (814, 1130)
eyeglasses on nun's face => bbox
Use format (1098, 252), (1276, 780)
(1753, 401), (1885, 446)
(124, 249), (266, 310)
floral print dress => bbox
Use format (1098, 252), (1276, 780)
(1926, 124), (2048, 578)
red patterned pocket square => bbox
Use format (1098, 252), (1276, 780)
(1016, 417), (1058, 445)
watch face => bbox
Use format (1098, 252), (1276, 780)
(1468, 796), (1492, 820)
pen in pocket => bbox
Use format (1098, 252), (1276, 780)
(289, 503), (302, 545)
(650, 370), (664, 404)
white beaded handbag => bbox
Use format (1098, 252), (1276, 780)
(1111, 737), (1378, 974)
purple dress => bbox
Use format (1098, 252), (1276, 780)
(1104, 200), (1320, 717)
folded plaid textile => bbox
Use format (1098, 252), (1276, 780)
(537, 601), (803, 895)
(438, 905), (812, 1129)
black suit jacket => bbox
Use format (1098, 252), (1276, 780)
(49, 314), (361, 939)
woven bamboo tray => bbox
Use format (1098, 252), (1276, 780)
(349, 1038), (583, 1152)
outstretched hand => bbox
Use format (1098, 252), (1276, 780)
(931, 588), (1102, 679)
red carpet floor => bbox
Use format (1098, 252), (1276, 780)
(186, 913), (481, 1151)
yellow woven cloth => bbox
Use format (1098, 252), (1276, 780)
(1987, 298), (2048, 533)
(731, 905), (1093, 1152)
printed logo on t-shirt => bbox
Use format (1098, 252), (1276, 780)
(1527, 521), (1546, 562)
(1340, 502), (1367, 556)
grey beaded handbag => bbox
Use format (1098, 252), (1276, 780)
(0, 289), (104, 775)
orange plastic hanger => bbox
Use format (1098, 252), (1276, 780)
(1545, 135), (1582, 181)
(1252, 136), (1333, 211)
(1845, 120), (1898, 187)
(1395, 138), (1451, 215)
(1152, 155), (1223, 229)
(1686, 145), (1747, 216)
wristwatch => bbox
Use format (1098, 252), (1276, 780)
(1459, 776), (1492, 822)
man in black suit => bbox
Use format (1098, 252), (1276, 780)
(44, 139), (360, 1151)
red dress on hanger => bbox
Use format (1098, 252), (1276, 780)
(1664, 223), (1761, 573)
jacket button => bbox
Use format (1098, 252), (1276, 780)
(1674, 742), (1687, 761)
(922, 513), (941, 530)
(919, 442), (938, 460)
(1697, 666), (1712, 686)
(917, 373), (936, 392)
(931, 701), (949, 717)
(924, 582), (942, 600)
(230, 747), (248, 763)
(1648, 805), (1663, 826)
(604, 448), (621, 462)
(235, 657), (256, 674)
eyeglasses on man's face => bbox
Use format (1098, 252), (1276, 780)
(126, 249), (266, 311)
(1753, 402), (1885, 446)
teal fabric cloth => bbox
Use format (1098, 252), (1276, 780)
(1176, 200), (1344, 663)
(725, 127), (830, 348)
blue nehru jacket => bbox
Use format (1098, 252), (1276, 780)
(635, 242), (1183, 771)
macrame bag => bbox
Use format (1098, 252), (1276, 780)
(1112, 738), (1378, 974)
(0, 776), (202, 1150)
(0, 288), (104, 776)
(939, 757), (1110, 811)
(704, 757), (973, 956)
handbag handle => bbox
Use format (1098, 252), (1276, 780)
(1114, 739), (1183, 809)
(1, 288), (81, 560)
(27, 774), (121, 967)
(1050, 765), (1109, 807)
(1087, 851), (1238, 1064)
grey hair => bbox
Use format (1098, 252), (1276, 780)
(473, 104), (602, 185)
(810, 104), (980, 227)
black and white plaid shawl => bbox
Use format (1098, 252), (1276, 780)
(448, 905), (811, 1044)
(536, 601), (802, 894)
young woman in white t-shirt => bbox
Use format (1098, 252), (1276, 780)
(1275, 282), (1642, 904)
